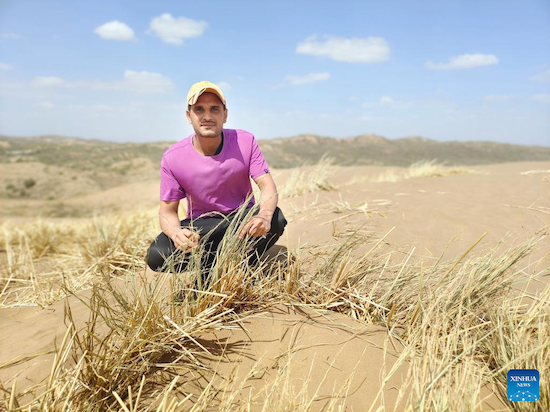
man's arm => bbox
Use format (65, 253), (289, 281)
(159, 200), (199, 250)
(239, 173), (278, 239)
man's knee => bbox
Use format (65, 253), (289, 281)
(146, 244), (165, 272)
(271, 207), (287, 237)
(146, 244), (190, 273)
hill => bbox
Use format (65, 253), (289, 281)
(260, 134), (550, 167)
(1, 133), (549, 206)
(1, 159), (548, 409)
(2, 133), (549, 171)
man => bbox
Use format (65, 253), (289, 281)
(146, 81), (286, 280)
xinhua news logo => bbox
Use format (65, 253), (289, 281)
(507, 369), (539, 402)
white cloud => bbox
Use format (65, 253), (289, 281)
(148, 13), (207, 45)
(530, 69), (550, 82)
(31, 70), (174, 94)
(0, 33), (22, 39)
(296, 35), (390, 63)
(484, 94), (515, 102)
(94, 20), (136, 41)
(359, 114), (387, 122)
(217, 81), (232, 91)
(533, 94), (550, 103)
(0, 62), (14, 70)
(362, 96), (411, 109)
(122, 70), (174, 93)
(32, 76), (66, 87)
(36, 101), (54, 109)
(425, 53), (498, 70)
(93, 104), (113, 111)
(284, 72), (331, 85)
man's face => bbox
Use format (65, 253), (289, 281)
(186, 92), (228, 139)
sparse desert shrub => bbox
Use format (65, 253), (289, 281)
(1, 207), (548, 411)
(24, 178), (36, 189)
(355, 160), (480, 184)
(374, 169), (403, 182)
(406, 159), (478, 179)
(330, 198), (391, 221)
(359, 169), (404, 183)
(280, 155), (336, 198)
(0, 210), (159, 307)
(520, 169), (550, 175)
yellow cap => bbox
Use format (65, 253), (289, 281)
(187, 80), (226, 106)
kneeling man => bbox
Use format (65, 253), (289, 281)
(147, 81), (286, 280)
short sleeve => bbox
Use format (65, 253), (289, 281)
(159, 155), (185, 201)
(249, 134), (270, 179)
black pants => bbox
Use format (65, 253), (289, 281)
(146, 207), (287, 276)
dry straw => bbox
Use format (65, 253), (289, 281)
(355, 159), (481, 184)
(280, 155), (336, 199)
(1, 202), (548, 411)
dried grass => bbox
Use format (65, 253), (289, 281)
(328, 196), (392, 223)
(280, 156), (336, 198)
(358, 160), (481, 183)
(368, 169), (403, 183)
(0, 210), (158, 307)
(406, 159), (480, 179)
(520, 169), (550, 175)
(1, 205), (548, 411)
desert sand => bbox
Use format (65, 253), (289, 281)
(0, 161), (548, 410)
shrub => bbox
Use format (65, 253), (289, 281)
(280, 155), (336, 198)
(24, 178), (36, 189)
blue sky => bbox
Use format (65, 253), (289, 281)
(1, 0), (549, 145)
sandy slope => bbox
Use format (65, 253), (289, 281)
(0, 279), (409, 410)
(1, 161), (548, 409)
(278, 162), (550, 291)
(175, 304), (408, 410)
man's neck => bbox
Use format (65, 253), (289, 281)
(193, 133), (222, 156)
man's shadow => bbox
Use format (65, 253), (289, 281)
(256, 244), (299, 280)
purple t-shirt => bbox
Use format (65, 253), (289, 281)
(160, 129), (269, 219)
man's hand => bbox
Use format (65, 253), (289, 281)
(239, 215), (271, 239)
(171, 228), (200, 251)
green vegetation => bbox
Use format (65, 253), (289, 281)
(2, 134), (550, 173)
(260, 134), (550, 168)
(0, 135), (166, 171)
(23, 178), (36, 189)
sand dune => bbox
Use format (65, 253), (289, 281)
(279, 162), (550, 289)
(1, 161), (548, 410)
(0, 275), (408, 410)
(171, 304), (408, 411)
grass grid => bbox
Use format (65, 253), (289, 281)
(0, 204), (548, 411)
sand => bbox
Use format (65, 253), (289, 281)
(1, 161), (548, 410)
(279, 162), (550, 291)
